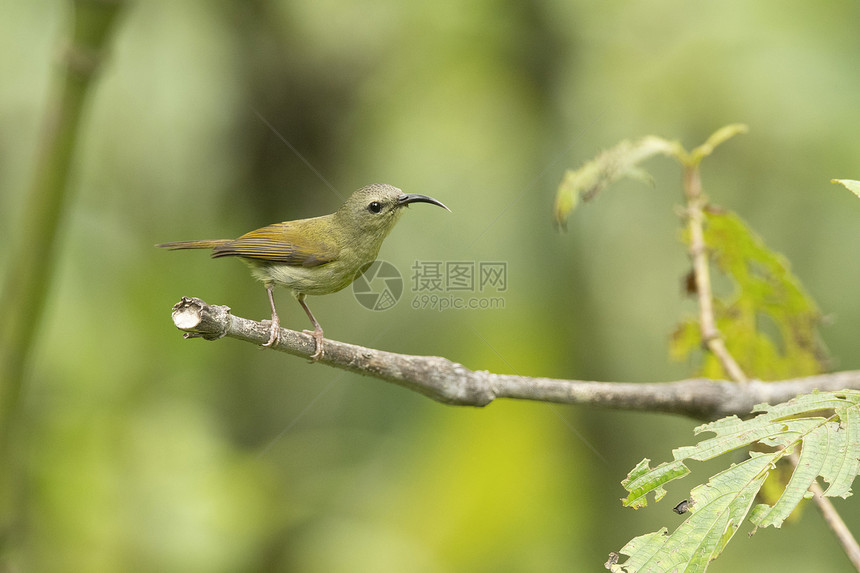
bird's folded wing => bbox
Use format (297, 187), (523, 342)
(211, 224), (336, 267)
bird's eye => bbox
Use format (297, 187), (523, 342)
(368, 201), (382, 213)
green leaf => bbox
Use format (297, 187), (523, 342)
(611, 529), (670, 573)
(832, 178), (860, 198)
(552, 136), (681, 229)
(819, 405), (860, 498)
(611, 456), (770, 573)
(672, 209), (828, 379)
(611, 391), (860, 573)
(622, 459), (691, 509)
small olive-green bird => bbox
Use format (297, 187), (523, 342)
(158, 184), (449, 359)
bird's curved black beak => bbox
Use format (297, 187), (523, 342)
(397, 194), (451, 212)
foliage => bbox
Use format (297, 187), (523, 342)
(555, 124), (829, 381)
(556, 127), (853, 572)
(6, 2), (860, 571)
(552, 136), (680, 228)
(610, 391), (860, 573)
(670, 209), (828, 380)
(552, 124), (747, 228)
(833, 179), (860, 199)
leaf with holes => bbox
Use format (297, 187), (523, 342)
(671, 209), (828, 380)
(610, 391), (860, 573)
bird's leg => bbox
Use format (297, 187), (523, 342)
(297, 294), (324, 361)
(262, 285), (281, 348)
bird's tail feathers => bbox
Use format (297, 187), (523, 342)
(155, 240), (231, 251)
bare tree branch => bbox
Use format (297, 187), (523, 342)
(169, 297), (860, 421)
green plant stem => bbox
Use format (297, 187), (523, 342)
(681, 165), (749, 384)
(0, 0), (124, 561)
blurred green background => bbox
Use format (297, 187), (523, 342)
(2, 0), (860, 571)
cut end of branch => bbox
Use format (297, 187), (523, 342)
(171, 297), (231, 340)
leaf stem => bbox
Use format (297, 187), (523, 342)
(789, 448), (860, 573)
(682, 165), (749, 384)
(810, 478), (860, 571)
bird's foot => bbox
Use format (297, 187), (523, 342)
(303, 328), (324, 361)
(262, 318), (281, 348)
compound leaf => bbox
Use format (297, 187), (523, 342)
(672, 209), (828, 380)
(611, 391), (860, 573)
(553, 135), (681, 228)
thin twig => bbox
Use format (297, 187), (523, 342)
(682, 165), (749, 384)
(810, 481), (860, 571)
(788, 448), (860, 573)
(167, 297), (860, 420)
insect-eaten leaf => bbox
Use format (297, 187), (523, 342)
(609, 391), (860, 573)
(671, 209), (829, 380)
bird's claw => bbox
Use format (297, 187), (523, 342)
(262, 319), (280, 348)
(303, 329), (324, 361)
